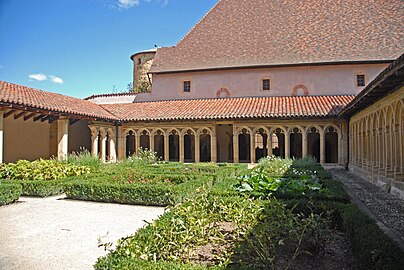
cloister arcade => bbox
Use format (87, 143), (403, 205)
(88, 121), (346, 165)
(349, 91), (404, 197)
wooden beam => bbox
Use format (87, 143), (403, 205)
(14, 111), (27, 120)
(4, 110), (16, 118)
(40, 115), (51, 122)
(48, 116), (58, 123)
(69, 118), (80, 125)
(23, 113), (36, 121)
(33, 114), (46, 122)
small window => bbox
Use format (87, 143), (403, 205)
(138, 58), (142, 65)
(183, 81), (191, 92)
(263, 79), (271, 91)
(357, 75), (365, 87)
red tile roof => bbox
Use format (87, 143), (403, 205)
(102, 95), (355, 122)
(151, 0), (404, 73)
(0, 81), (117, 120)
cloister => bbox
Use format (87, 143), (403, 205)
(88, 120), (345, 165)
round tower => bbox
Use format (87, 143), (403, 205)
(130, 49), (157, 92)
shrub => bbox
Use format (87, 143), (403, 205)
(14, 179), (68, 197)
(0, 181), (22, 206)
(342, 204), (404, 270)
(0, 159), (90, 181)
(67, 149), (102, 171)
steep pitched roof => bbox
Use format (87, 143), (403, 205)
(0, 81), (117, 120)
(151, 0), (404, 73)
(101, 95), (354, 122)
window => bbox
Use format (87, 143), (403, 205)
(357, 74), (365, 87)
(255, 134), (264, 148)
(263, 79), (271, 91)
(183, 81), (191, 92)
(138, 58), (142, 65)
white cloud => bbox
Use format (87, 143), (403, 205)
(29, 73), (47, 81)
(49, 75), (64, 84)
(118, 0), (139, 9)
(28, 73), (64, 84)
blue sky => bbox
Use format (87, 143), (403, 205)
(0, 0), (217, 98)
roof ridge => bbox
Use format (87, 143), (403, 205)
(84, 91), (138, 100)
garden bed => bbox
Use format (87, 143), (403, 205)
(0, 181), (22, 206)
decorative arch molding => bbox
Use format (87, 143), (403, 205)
(167, 128), (181, 136)
(137, 128), (151, 137)
(197, 127), (212, 136)
(181, 128), (196, 136)
(252, 126), (269, 135)
(269, 126), (287, 135)
(123, 128), (137, 137)
(288, 126), (304, 134)
(291, 85), (309, 96)
(236, 126), (253, 135)
(216, 88), (231, 98)
(151, 128), (166, 137)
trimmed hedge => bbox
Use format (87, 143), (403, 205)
(65, 181), (175, 206)
(15, 179), (68, 197)
(342, 204), (404, 270)
(0, 182), (22, 206)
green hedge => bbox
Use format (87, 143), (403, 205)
(65, 181), (176, 206)
(342, 204), (404, 270)
(0, 182), (22, 206)
(14, 179), (68, 197)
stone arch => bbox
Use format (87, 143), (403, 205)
(196, 127), (212, 136)
(253, 127), (269, 161)
(168, 128), (180, 162)
(270, 127), (286, 158)
(386, 105), (394, 173)
(125, 130), (136, 157)
(198, 128), (212, 162)
(289, 126), (303, 159)
(138, 129), (151, 150)
(324, 125), (339, 163)
(216, 88), (231, 98)
(238, 128), (251, 162)
(291, 85), (309, 96)
(183, 128), (196, 162)
(307, 126), (321, 162)
(152, 128), (165, 159)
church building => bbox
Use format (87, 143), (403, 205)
(0, 0), (403, 198)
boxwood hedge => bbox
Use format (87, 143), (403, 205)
(0, 182), (22, 206)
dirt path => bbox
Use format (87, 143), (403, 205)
(0, 196), (165, 270)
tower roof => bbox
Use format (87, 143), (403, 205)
(151, 0), (404, 73)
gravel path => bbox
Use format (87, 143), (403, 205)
(329, 169), (404, 249)
(0, 196), (165, 270)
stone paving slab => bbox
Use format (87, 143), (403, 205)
(329, 169), (404, 249)
(0, 196), (165, 270)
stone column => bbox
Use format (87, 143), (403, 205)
(135, 133), (140, 156)
(117, 126), (125, 161)
(164, 133), (169, 162)
(267, 133), (273, 156)
(109, 135), (117, 162)
(57, 118), (69, 160)
(179, 133), (184, 163)
(100, 134), (107, 162)
(0, 111), (3, 163)
(302, 131), (308, 158)
(320, 131), (325, 164)
(211, 127), (217, 163)
(195, 134), (200, 163)
(250, 132), (256, 163)
(233, 131), (239, 163)
(91, 131), (98, 158)
(150, 134), (155, 153)
(285, 131), (290, 159)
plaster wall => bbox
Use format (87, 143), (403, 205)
(4, 117), (51, 163)
(148, 64), (388, 101)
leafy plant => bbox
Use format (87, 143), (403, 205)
(67, 148), (102, 171)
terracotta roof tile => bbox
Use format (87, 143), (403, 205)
(151, 0), (404, 73)
(0, 81), (117, 120)
(102, 95), (354, 122)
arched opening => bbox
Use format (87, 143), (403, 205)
(200, 130), (211, 162)
(272, 128), (285, 158)
(139, 130), (150, 150)
(97, 131), (102, 157)
(290, 127), (302, 159)
(184, 130), (195, 162)
(255, 128), (268, 161)
(325, 126), (338, 163)
(154, 130), (165, 160)
(238, 129), (250, 162)
(126, 130), (136, 157)
(308, 127), (320, 162)
(169, 130), (180, 161)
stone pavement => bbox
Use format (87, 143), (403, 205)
(329, 169), (404, 250)
(0, 196), (165, 270)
